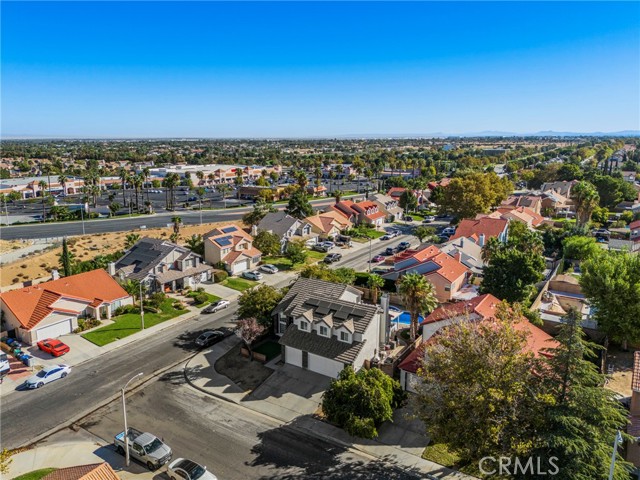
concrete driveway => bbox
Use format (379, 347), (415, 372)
(26, 333), (102, 368)
(242, 364), (331, 422)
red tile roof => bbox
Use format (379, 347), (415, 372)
(387, 187), (406, 198)
(450, 217), (508, 242)
(428, 252), (469, 283)
(422, 293), (500, 325)
(630, 220), (640, 231)
(42, 462), (120, 480)
(365, 211), (386, 221)
(0, 270), (130, 331)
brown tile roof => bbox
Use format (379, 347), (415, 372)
(450, 217), (508, 242)
(0, 270), (130, 330)
(422, 293), (501, 325)
(428, 252), (469, 283)
(42, 462), (120, 480)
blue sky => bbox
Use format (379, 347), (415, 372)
(2, 1), (639, 138)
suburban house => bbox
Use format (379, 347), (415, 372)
(398, 294), (556, 392)
(330, 200), (386, 227)
(0, 270), (132, 345)
(204, 225), (262, 274)
(540, 190), (575, 216)
(541, 180), (578, 198)
(330, 200), (358, 223)
(630, 220), (640, 241)
(478, 206), (544, 228)
(306, 185), (327, 196)
(256, 211), (313, 252)
(305, 210), (353, 238)
(274, 277), (382, 378)
(381, 244), (471, 302)
(386, 187), (431, 208)
(439, 237), (486, 276)
(370, 192), (404, 222)
(501, 195), (543, 215)
(449, 217), (509, 246)
(40, 463), (120, 480)
(112, 237), (212, 292)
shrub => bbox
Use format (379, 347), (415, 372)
(147, 292), (166, 308)
(143, 306), (159, 314)
(193, 292), (209, 305)
(114, 305), (137, 316)
(196, 287), (204, 292)
(213, 270), (229, 283)
(12, 278), (19, 284)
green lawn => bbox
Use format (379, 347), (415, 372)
(262, 251), (326, 271)
(253, 340), (282, 360)
(13, 469), (58, 480)
(422, 443), (480, 477)
(222, 277), (258, 291)
(82, 299), (188, 346)
(187, 291), (221, 307)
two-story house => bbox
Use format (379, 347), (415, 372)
(381, 245), (471, 302)
(274, 277), (382, 378)
(0, 269), (133, 344)
(449, 217), (509, 246)
(305, 210), (353, 239)
(370, 193), (404, 222)
(255, 211), (314, 253)
(112, 237), (213, 293)
(330, 200), (386, 228)
(204, 225), (262, 274)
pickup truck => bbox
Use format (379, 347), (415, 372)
(114, 428), (172, 470)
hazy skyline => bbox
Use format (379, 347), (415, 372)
(2, 1), (639, 138)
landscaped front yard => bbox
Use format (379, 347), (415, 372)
(222, 277), (258, 291)
(13, 469), (58, 480)
(82, 298), (188, 346)
(186, 291), (221, 307)
(262, 250), (327, 271)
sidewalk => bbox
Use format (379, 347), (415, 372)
(185, 337), (473, 479)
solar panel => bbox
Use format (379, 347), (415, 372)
(306, 298), (320, 307)
(316, 306), (330, 315)
(215, 236), (232, 246)
(334, 310), (349, 320)
(351, 308), (366, 318)
(222, 226), (238, 233)
(317, 300), (331, 308)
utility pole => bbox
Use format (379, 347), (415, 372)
(80, 203), (86, 235)
(139, 282), (145, 331)
(199, 197), (202, 226)
(368, 236), (372, 273)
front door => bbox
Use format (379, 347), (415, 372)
(302, 351), (308, 369)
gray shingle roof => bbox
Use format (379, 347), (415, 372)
(114, 237), (199, 281)
(272, 277), (355, 316)
(155, 263), (213, 284)
(289, 297), (377, 335)
(257, 211), (300, 237)
(279, 325), (366, 364)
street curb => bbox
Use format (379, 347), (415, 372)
(14, 353), (197, 451)
(183, 346), (242, 406)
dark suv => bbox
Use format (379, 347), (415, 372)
(324, 253), (343, 263)
(385, 246), (400, 255)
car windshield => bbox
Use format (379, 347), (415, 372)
(36, 370), (48, 378)
(189, 464), (206, 479)
(144, 438), (163, 454)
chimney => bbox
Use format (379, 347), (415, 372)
(108, 262), (116, 276)
(251, 225), (258, 236)
(478, 233), (485, 247)
(51, 269), (60, 281)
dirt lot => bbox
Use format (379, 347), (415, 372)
(0, 221), (241, 288)
(214, 343), (274, 392)
(605, 347), (636, 397)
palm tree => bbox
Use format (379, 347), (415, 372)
(196, 170), (205, 187)
(367, 274), (385, 305)
(218, 183), (231, 208)
(162, 173), (180, 210)
(207, 173), (215, 187)
(58, 174), (67, 196)
(142, 167), (151, 205)
(133, 173), (144, 212)
(571, 181), (600, 229)
(38, 180), (48, 221)
(234, 168), (244, 187)
(398, 272), (438, 341)
(125, 233), (140, 248)
(171, 215), (182, 240)
(119, 168), (129, 207)
(42, 164), (52, 196)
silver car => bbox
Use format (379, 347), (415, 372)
(259, 264), (279, 274)
(25, 364), (71, 389)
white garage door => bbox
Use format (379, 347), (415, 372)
(232, 259), (250, 274)
(308, 353), (343, 378)
(36, 319), (72, 341)
(285, 347), (302, 368)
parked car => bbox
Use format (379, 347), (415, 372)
(334, 235), (352, 247)
(397, 241), (411, 251)
(593, 228), (611, 237)
(313, 244), (330, 253)
(380, 234), (392, 241)
(242, 270), (263, 281)
(168, 458), (218, 480)
(114, 427), (173, 471)
(385, 246), (400, 255)
(202, 300), (230, 314)
(25, 364), (71, 389)
(323, 253), (343, 263)
(259, 264), (279, 274)
(442, 227), (456, 236)
(422, 216), (435, 223)
(37, 338), (70, 357)
(390, 230), (401, 237)
(320, 241), (335, 250)
(195, 330), (225, 348)
(0, 352), (10, 380)
(404, 215), (414, 222)
(371, 254), (385, 262)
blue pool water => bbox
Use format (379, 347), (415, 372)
(396, 312), (424, 325)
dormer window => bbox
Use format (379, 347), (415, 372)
(300, 320), (309, 331)
(340, 331), (349, 342)
(319, 326), (328, 337)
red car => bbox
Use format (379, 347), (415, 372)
(370, 255), (385, 263)
(37, 339), (70, 357)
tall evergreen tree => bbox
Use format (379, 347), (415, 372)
(59, 237), (74, 277)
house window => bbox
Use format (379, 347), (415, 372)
(444, 286), (451, 292)
(340, 331), (349, 342)
(319, 326), (328, 337)
(300, 321), (309, 331)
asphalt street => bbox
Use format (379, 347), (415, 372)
(79, 376), (420, 480)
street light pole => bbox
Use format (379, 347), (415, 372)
(80, 203), (86, 235)
(368, 237), (372, 273)
(139, 282), (145, 331)
(122, 372), (143, 467)
(199, 197), (203, 226)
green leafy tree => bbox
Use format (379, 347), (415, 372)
(413, 225), (436, 243)
(322, 366), (405, 439)
(299, 264), (356, 285)
(237, 284), (284, 328)
(557, 163), (583, 181)
(435, 172), (512, 219)
(571, 181), (600, 228)
(125, 233), (140, 249)
(367, 273), (385, 304)
(108, 201), (121, 218)
(285, 238), (308, 265)
(253, 230), (282, 256)
(531, 310), (633, 480)
(185, 234), (204, 256)
(243, 199), (277, 227)
(580, 251), (640, 349)
(480, 248), (545, 303)
(399, 189), (418, 213)
(415, 303), (539, 464)
(591, 205), (609, 225)
(59, 237), (74, 277)
(397, 272), (438, 340)
(285, 189), (314, 219)
(562, 236), (601, 262)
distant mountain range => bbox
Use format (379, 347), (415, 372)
(2, 130), (639, 140)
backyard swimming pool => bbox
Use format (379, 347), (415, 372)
(395, 311), (424, 325)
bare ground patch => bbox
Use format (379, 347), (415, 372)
(214, 343), (274, 392)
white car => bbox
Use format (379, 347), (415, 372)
(202, 300), (230, 314)
(168, 458), (217, 480)
(242, 270), (263, 281)
(25, 364), (71, 389)
(259, 264), (279, 274)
